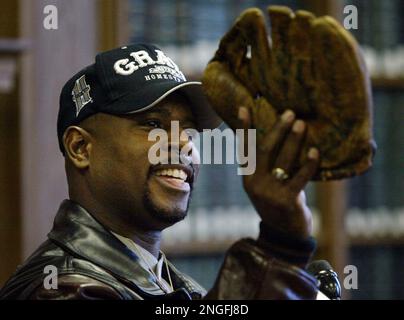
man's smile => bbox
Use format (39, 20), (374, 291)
(149, 164), (194, 193)
(153, 175), (190, 192)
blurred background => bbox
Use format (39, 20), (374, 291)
(0, 0), (403, 299)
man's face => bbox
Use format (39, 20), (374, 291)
(84, 93), (200, 231)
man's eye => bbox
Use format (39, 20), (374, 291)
(145, 120), (162, 128)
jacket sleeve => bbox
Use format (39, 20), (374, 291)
(29, 274), (124, 300)
(205, 235), (319, 300)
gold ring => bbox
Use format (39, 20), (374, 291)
(272, 167), (289, 181)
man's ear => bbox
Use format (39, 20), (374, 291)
(63, 126), (93, 169)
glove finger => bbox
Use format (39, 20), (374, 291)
(213, 8), (272, 99)
(287, 10), (316, 116)
(310, 16), (373, 178)
(273, 120), (307, 176)
(267, 6), (294, 109)
(239, 10), (272, 100)
(312, 16), (369, 123)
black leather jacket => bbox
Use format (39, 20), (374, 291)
(0, 200), (318, 300)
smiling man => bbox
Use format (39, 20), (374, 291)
(0, 44), (321, 300)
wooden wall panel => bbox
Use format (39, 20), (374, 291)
(19, 0), (97, 258)
(98, 0), (129, 51)
(0, 1), (21, 287)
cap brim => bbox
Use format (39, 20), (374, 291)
(104, 81), (222, 131)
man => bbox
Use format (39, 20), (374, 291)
(0, 44), (320, 300)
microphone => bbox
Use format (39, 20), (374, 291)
(307, 260), (341, 300)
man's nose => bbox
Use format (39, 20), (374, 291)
(159, 129), (193, 164)
(168, 138), (193, 164)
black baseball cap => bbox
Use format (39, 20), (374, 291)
(57, 43), (221, 153)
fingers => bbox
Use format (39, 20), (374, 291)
(289, 148), (320, 192)
(238, 106), (256, 185)
(238, 106), (252, 153)
(256, 110), (295, 172)
(253, 109), (295, 177)
(238, 106), (252, 167)
(259, 109), (295, 151)
(238, 106), (251, 130)
(239, 107), (318, 192)
(273, 119), (306, 174)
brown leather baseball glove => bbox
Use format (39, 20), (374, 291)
(202, 6), (376, 180)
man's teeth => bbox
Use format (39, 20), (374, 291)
(155, 169), (188, 181)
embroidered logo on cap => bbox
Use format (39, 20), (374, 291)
(72, 75), (93, 116)
(113, 49), (186, 83)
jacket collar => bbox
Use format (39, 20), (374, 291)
(48, 200), (203, 298)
